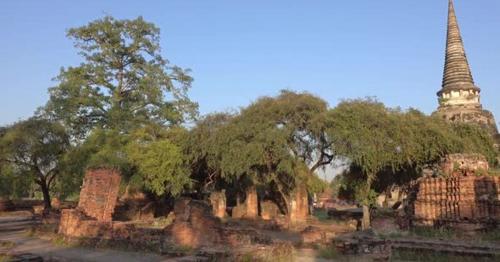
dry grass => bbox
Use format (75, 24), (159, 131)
(316, 244), (339, 260)
(238, 242), (295, 262)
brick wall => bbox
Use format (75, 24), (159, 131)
(414, 176), (500, 225)
(77, 169), (121, 222)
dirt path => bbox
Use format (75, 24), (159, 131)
(0, 215), (172, 262)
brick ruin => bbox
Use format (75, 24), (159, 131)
(412, 154), (500, 227)
(288, 185), (309, 223)
(260, 200), (280, 220)
(229, 185), (310, 223)
(209, 191), (227, 219)
(166, 198), (223, 247)
(77, 169), (121, 221)
(59, 168), (123, 238)
(165, 197), (272, 248)
(414, 176), (500, 226)
(232, 186), (258, 219)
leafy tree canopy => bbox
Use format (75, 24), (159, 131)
(327, 99), (498, 206)
(61, 127), (192, 198)
(0, 118), (69, 208)
(42, 16), (198, 139)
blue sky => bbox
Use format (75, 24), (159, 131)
(1, 0), (499, 126)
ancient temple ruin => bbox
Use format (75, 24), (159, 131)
(59, 169), (123, 238)
(412, 154), (500, 228)
(434, 0), (499, 139)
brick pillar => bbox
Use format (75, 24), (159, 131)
(289, 184), (309, 223)
(209, 191), (227, 219)
(245, 186), (258, 219)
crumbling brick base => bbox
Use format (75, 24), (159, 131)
(413, 176), (500, 226)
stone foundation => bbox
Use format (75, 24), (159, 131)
(166, 198), (223, 248)
(59, 209), (112, 238)
(59, 168), (122, 238)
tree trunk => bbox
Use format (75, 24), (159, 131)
(39, 181), (52, 211)
(362, 175), (374, 230)
(362, 204), (370, 230)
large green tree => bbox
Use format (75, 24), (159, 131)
(327, 99), (401, 228)
(327, 99), (498, 229)
(0, 118), (69, 209)
(186, 91), (330, 212)
(42, 16), (198, 139)
(59, 126), (192, 199)
(240, 90), (333, 174)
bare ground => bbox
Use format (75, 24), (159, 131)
(0, 215), (170, 262)
(0, 213), (332, 261)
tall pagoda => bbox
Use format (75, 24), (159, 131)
(435, 0), (499, 138)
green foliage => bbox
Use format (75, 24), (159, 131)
(184, 91), (332, 201)
(0, 118), (69, 207)
(0, 165), (32, 199)
(86, 130), (131, 171)
(327, 99), (401, 205)
(42, 16), (198, 139)
(451, 123), (498, 166)
(327, 99), (497, 207)
(184, 112), (235, 191)
(306, 173), (328, 194)
(59, 127), (191, 198)
(127, 139), (191, 197)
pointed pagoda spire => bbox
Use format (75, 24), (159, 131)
(439, 0), (479, 94)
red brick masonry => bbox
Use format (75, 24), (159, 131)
(59, 168), (122, 238)
(414, 176), (500, 225)
(77, 169), (121, 222)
